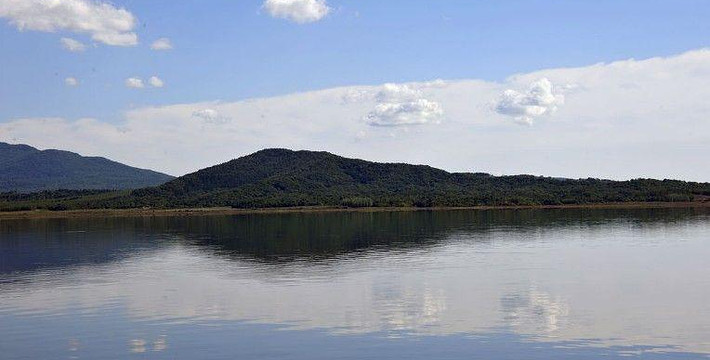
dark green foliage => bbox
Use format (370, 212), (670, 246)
(0, 189), (123, 211)
(0, 142), (174, 192)
(341, 197), (374, 208)
(3, 148), (710, 211)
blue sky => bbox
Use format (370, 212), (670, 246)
(1, 0), (709, 121)
(1, 0), (709, 180)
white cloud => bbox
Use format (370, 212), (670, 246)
(367, 99), (444, 127)
(2, 49), (710, 181)
(0, 0), (138, 46)
(125, 77), (144, 89)
(263, 0), (330, 24)
(495, 78), (564, 125)
(365, 83), (444, 126)
(60, 37), (85, 52)
(150, 38), (172, 51)
(64, 77), (78, 86)
(148, 76), (164, 88)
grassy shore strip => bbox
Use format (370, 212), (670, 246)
(1, 201), (709, 220)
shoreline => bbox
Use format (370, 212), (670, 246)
(1, 201), (709, 220)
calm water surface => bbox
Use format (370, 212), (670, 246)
(1, 208), (709, 359)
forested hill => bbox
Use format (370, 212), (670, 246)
(77, 148), (710, 209)
(0, 142), (174, 192)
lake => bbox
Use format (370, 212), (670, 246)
(1, 208), (709, 359)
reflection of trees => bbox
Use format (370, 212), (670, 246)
(0, 217), (170, 275)
(1, 207), (707, 275)
(159, 207), (710, 263)
(167, 211), (466, 262)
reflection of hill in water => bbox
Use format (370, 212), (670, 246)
(2, 207), (710, 356)
(0, 217), (172, 275)
(2, 207), (709, 275)
(152, 207), (710, 262)
(172, 211), (459, 262)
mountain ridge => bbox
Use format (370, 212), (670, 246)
(0, 142), (174, 192)
(113, 148), (710, 209)
(2, 148), (709, 211)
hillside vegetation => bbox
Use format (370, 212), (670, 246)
(3, 148), (708, 211)
(0, 142), (174, 192)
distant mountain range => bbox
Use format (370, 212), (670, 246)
(0, 142), (174, 192)
(2, 148), (709, 211)
(3, 148), (706, 211)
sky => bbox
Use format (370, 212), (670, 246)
(0, 0), (709, 180)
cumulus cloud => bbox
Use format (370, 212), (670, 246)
(150, 38), (172, 51)
(495, 78), (564, 125)
(0, 0), (138, 46)
(60, 37), (85, 52)
(263, 0), (330, 23)
(148, 76), (164, 88)
(64, 77), (78, 86)
(367, 99), (443, 127)
(125, 77), (144, 89)
(365, 83), (444, 126)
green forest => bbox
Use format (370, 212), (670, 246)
(2, 149), (709, 211)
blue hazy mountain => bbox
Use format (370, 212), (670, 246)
(0, 142), (173, 192)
